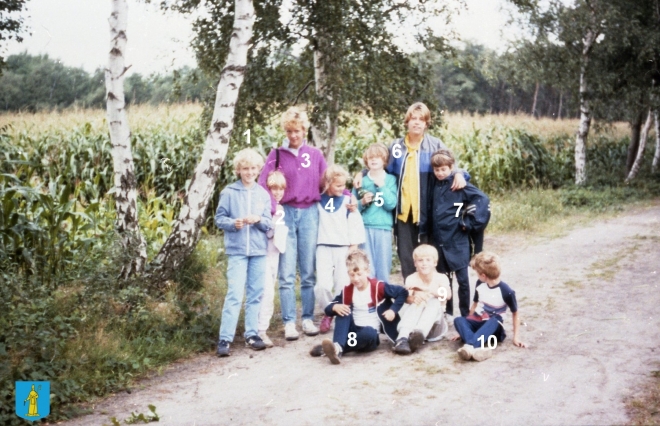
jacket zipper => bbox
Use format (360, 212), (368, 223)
(246, 187), (251, 256)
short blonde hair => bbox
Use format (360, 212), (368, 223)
(346, 250), (370, 272)
(266, 170), (286, 189)
(431, 149), (455, 168)
(323, 164), (349, 188)
(281, 106), (310, 132)
(233, 148), (264, 175)
(404, 102), (431, 127)
(470, 251), (501, 280)
(362, 143), (389, 167)
(412, 244), (439, 264)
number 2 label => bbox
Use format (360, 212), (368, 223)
(275, 210), (285, 225)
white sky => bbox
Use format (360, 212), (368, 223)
(4, 0), (518, 76)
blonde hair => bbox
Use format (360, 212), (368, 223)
(470, 251), (501, 280)
(233, 148), (264, 175)
(266, 170), (286, 189)
(362, 143), (389, 167)
(281, 106), (310, 132)
(323, 164), (349, 188)
(431, 149), (455, 168)
(404, 102), (432, 127)
(346, 250), (370, 272)
(412, 244), (439, 264)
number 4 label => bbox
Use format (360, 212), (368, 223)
(324, 198), (335, 212)
(454, 202), (463, 217)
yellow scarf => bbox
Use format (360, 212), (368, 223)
(398, 136), (420, 223)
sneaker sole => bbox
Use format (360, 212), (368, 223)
(303, 328), (320, 337)
(322, 339), (341, 364)
(457, 347), (472, 361)
(409, 331), (424, 353)
(216, 352), (230, 358)
(472, 348), (493, 362)
(246, 343), (266, 351)
(426, 319), (449, 342)
(285, 335), (299, 341)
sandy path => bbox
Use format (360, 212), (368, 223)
(62, 204), (660, 426)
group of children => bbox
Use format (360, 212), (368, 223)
(213, 104), (526, 363)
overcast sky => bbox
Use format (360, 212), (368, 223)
(4, 0), (519, 76)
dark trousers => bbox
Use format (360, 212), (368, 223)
(435, 249), (470, 317)
(396, 216), (420, 280)
(333, 313), (380, 353)
(454, 316), (503, 348)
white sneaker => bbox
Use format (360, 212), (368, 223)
(302, 319), (320, 336)
(284, 322), (299, 341)
(472, 347), (493, 362)
(259, 331), (274, 348)
(426, 317), (449, 342)
(457, 344), (475, 361)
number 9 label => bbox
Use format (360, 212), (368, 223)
(437, 287), (447, 301)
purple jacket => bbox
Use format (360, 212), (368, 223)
(259, 141), (327, 211)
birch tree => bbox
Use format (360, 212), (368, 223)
(149, 0), (255, 283)
(653, 110), (660, 173)
(625, 110), (653, 182)
(106, 0), (147, 278)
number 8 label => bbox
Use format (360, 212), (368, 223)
(347, 332), (357, 347)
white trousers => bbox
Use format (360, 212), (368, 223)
(258, 241), (280, 332)
(397, 297), (444, 339)
(314, 245), (350, 311)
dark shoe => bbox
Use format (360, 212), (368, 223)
(393, 337), (411, 355)
(216, 340), (230, 357)
(409, 330), (424, 353)
(309, 344), (324, 357)
(245, 335), (267, 351)
(322, 338), (342, 365)
(320, 315), (333, 334)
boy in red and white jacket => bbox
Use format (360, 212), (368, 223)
(310, 250), (408, 364)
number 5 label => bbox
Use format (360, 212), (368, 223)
(374, 192), (384, 206)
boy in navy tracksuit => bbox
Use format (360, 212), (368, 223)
(214, 148), (273, 357)
(451, 251), (526, 361)
(309, 250), (408, 364)
(419, 149), (490, 317)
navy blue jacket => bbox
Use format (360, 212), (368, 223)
(420, 174), (490, 271)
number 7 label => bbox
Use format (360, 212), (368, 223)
(454, 203), (463, 217)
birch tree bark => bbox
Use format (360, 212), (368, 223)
(651, 110), (660, 173)
(531, 81), (539, 118)
(310, 38), (339, 165)
(106, 0), (146, 279)
(574, 27), (598, 186)
(149, 0), (255, 283)
(625, 109), (653, 182)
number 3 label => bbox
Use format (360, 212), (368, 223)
(301, 153), (311, 168)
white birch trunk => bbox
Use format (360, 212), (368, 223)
(626, 109), (653, 182)
(531, 81), (539, 118)
(574, 29), (597, 186)
(106, 0), (146, 278)
(652, 110), (660, 173)
(149, 0), (255, 282)
(311, 43), (338, 165)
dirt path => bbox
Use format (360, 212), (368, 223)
(63, 205), (660, 426)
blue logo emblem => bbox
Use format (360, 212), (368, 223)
(15, 381), (50, 422)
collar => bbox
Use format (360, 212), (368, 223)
(404, 135), (422, 153)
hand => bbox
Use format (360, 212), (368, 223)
(332, 304), (351, 316)
(414, 292), (431, 305)
(449, 333), (461, 342)
(353, 172), (363, 189)
(451, 172), (467, 191)
(513, 338), (527, 348)
(361, 192), (374, 206)
(348, 245), (358, 252)
(347, 195), (358, 212)
(243, 215), (261, 224)
(382, 309), (395, 321)
(234, 218), (244, 229)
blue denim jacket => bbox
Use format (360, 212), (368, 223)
(214, 180), (273, 256)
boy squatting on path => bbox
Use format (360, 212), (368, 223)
(214, 148), (273, 357)
(352, 143), (397, 283)
(420, 148), (491, 318)
(310, 250), (408, 364)
(257, 170), (289, 347)
(316, 164), (367, 334)
(393, 244), (452, 355)
(451, 251), (527, 361)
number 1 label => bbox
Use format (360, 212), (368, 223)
(243, 129), (250, 145)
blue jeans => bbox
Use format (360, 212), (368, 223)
(219, 255), (266, 342)
(279, 204), (319, 323)
(453, 316), (504, 348)
(333, 313), (380, 353)
(361, 227), (392, 283)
